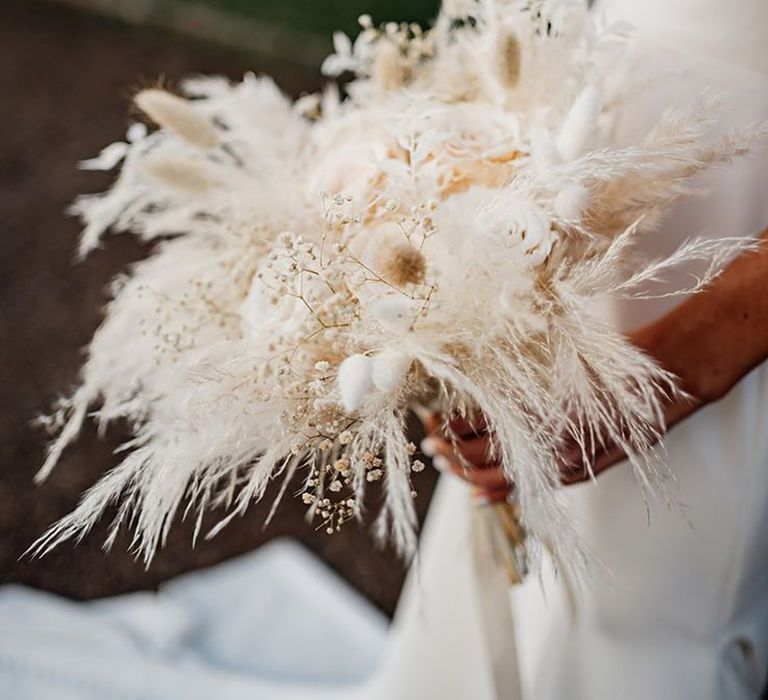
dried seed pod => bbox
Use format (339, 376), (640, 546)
(496, 30), (521, 88)
(381, 242), (427, 286)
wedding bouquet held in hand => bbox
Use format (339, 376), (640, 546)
(33, 0), (765, 580)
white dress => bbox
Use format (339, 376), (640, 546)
(368, 2), (768, 699)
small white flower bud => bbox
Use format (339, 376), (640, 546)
(337, 354), (375, 412)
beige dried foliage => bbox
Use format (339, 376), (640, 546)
(372, 41), (406, 93)
(143, 156), (214, 194)
(135, 88), (219, 149)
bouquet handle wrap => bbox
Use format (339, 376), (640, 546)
(471, 496), (526, 698)
(474, 499), (529, 585)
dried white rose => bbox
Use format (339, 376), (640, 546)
(521, 225), (557, 267)
(503, 199), (557, 267)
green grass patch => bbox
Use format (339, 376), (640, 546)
(176, 0), (440, 39)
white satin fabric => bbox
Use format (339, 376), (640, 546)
(0, 541), (388, 700)
(362, 478), (508, 700)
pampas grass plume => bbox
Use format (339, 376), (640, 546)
(143, 155), (215, 193)
(557, 84), (601, 161)
(135, 89), (220, 149)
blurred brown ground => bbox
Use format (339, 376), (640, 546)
(0, 0), (437, 616)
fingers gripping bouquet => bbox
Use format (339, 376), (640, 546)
(34, 0), (764, 577)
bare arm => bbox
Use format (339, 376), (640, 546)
(639, 227), (768, 407)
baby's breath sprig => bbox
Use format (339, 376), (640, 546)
(136, 272), (241, 365)
(299, 437), (427, 537)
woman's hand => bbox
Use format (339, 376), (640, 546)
(419, 226), (768, 500)
(417, 323), (711, 500)
(419, 413), (512, 502)
(417, 402), (659, 500)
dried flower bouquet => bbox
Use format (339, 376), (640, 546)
(33, 0), (765, 576)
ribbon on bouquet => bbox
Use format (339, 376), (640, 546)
(470, 497), (529, 699)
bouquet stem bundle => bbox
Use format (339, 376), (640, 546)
(473, 499), (529, 585)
